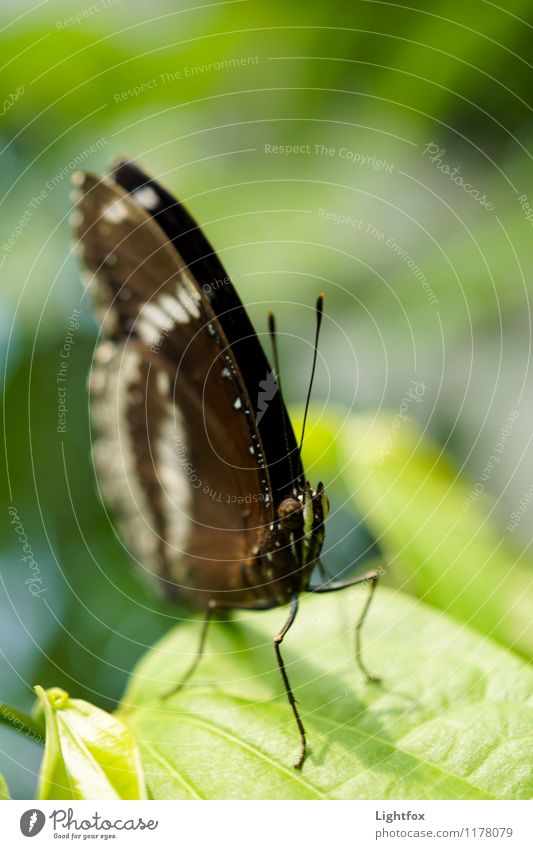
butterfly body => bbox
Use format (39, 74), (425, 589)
(73, 159), (378, 769)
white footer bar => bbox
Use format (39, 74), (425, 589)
(3, 800), (531, 848)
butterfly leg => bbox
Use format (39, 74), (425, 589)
(161, 598), (279, 700)
(309, 569), (381, 683)
(274, 593), (307, 770)
(161, 602), (217, 700)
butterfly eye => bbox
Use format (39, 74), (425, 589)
(278, 497), (304, 529)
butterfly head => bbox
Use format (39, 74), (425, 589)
(277, 496), (304, 529)
(275, 481), (329, 577)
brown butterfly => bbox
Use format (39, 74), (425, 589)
(72, 159), (379, 769)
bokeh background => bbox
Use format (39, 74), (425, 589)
(1, 0), (533, 798)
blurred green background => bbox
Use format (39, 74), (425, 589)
(1, 0), (533, 798)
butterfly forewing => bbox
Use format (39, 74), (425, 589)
(110, 159), (303, 500)
(74, 172), (275, 606)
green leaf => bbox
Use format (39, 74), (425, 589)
(0, 773), (9, 800)
(34, 686), (146, 800)
(119, 587), (533, 799)
(332, 413), (533, 660)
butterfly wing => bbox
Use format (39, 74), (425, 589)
(110, 159), (303, 500)
(73, 171), (278, 608)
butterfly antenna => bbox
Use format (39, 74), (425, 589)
(268, 311), (296, 485)
(298, 294), (324, 458)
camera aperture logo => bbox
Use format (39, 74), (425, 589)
(20, 809), (46, 836)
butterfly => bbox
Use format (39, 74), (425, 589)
(71, 158), (379, 769)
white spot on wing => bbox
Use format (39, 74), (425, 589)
(133, 186), (159, 210)
(101, 200), (128, 224)
(156, 371), (170, 395)
(69, 210), (83, 228)
(142, 301), (173, 333)
(81, 269), (94, 290)
(137, 318), (161, 346)
(178, 284), (201, 319)
(159, 293), (189, 324)
(181, 269), (202, 299)
(94, 341), (115, 365)
(158, 407), (191, 554)
(137, 300), (177, 346)
(92, 346), (161, 569)
(89, 368), (106, 395)
(83, 271), (118, 334)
